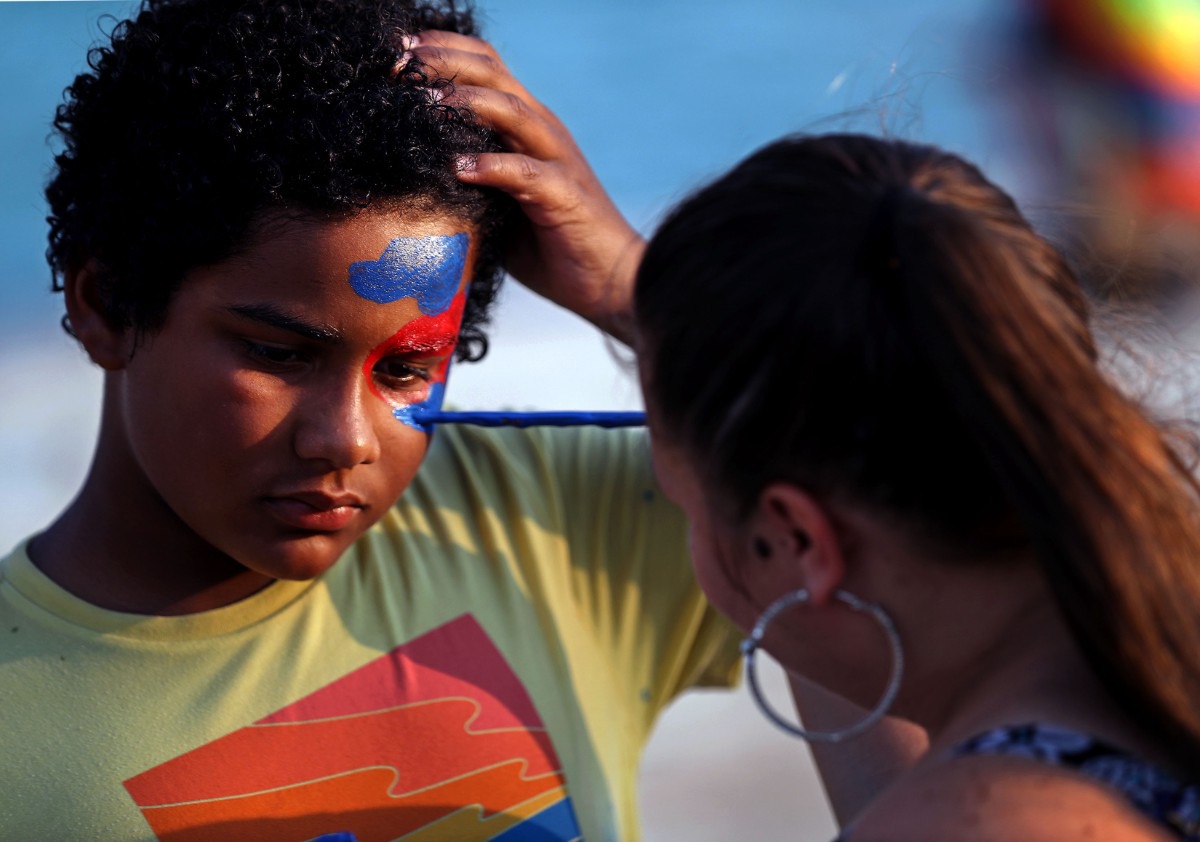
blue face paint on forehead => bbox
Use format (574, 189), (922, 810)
(348, 233), (469, 315)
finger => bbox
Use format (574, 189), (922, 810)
(410, 30), (502, 63)
(449, 84), (570, 161)
(409, 43), (507, 87)
(407, 43), (554, 123)
(456, 153), (580, 224)
(408, 41), (532, 102)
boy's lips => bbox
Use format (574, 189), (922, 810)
(263, 491), (366, 532)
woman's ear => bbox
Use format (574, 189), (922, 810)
(64, 260), (132, 370)
(752, 483), (847, 607)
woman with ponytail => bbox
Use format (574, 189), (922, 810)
(635, 133), (1200, 840)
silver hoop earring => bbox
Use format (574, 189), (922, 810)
(740, 588), (904, 744)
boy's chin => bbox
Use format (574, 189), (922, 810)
(238, 532), (360, 582)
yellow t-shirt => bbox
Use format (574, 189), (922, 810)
(0, 425), (739, 842)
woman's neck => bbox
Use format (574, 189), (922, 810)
(902, 588), (1161, 769)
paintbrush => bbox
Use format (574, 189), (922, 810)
(412, 410), (646, 428)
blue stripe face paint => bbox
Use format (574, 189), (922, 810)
(352, 232), (471, 434)
(348, 233), (469, 314)
(362, 288), (466, 433)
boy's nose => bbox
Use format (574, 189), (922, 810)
(293, 379), (381, 469)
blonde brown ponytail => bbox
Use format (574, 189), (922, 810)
(636, 133), (1200, 770)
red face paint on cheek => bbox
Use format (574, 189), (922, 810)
(362, 289), (468, 404)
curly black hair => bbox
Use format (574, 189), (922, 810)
(46, 0), (514, 361)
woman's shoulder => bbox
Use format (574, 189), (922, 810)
(848, 753), (1177, 842)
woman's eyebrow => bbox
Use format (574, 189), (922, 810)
(226, 303), (343, 343)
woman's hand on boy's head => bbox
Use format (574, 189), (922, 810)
(409, 31), (642, 345)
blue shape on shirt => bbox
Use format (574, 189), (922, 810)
(348, 233), (468, 315)
(490, 797), (583, 841)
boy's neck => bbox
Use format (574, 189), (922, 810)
(28, 418), (276, 616)
(29, 516), (274, 616)
(29, 497), (276, 615)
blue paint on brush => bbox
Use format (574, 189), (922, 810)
(348, 233), (468, 314)
(411, 410), (646, 428)
(393, 382), (448, 433)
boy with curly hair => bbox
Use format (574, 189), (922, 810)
(0, 1), (739, 839)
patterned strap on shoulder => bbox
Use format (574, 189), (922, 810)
(954, 723), (1200, 841)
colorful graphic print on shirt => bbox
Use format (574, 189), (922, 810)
(123, 614), (584, 842)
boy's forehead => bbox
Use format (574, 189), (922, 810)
(252, 205), (476, 247)
(238, 209), (476, 277)
(187, 209), (477, 321)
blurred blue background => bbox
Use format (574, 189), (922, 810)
(0, 2), (1019, 839)
(1, 0), (1018, 340)
(1, 0), (1022, 549)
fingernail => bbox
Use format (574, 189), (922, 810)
(404, 33), (421, 49)
(454, 155), (477, 175)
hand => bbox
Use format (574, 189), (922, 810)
(409, 31), (643, 345)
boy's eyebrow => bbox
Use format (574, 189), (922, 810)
(227, 304), (343, 343)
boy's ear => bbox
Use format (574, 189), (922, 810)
(752, 483), (847, 608)
(64, 259), (133, 370)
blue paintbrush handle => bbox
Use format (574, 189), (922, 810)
(413, 411), (646, 428)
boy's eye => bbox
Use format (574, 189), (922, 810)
(374, 357), (432, 391)
(244, 341), (303, 367)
